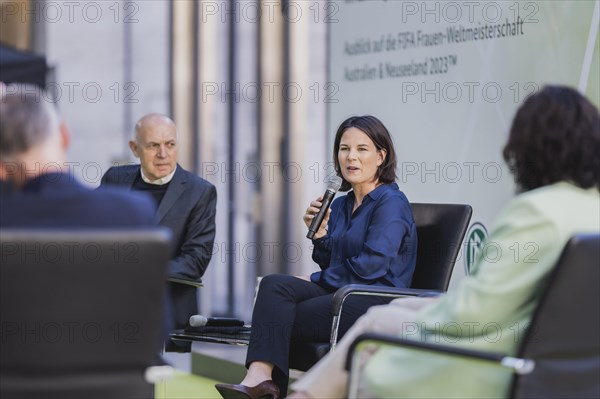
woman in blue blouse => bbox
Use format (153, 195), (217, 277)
(216, 115), (417, 399)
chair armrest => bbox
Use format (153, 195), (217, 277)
(327, 285), (441, 350)
(167, 277), (204, 288)
(331, 284), (441, 316)
(345, 333), (535, 374)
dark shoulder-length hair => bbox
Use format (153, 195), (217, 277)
(503, 85), (600, 192)
(333, 115), (397, 192)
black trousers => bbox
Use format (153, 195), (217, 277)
(164, 283), (197, 352)
(246, 274), (391, 395)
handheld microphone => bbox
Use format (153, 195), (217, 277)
(306, 176), (343, 239)
(189, 315), (245, 327)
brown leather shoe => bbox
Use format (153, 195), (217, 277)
(215, 380), (280, 399)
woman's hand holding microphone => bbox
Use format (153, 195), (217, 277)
(303, 195), (331, 240)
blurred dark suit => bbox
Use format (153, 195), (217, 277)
(0, 172), (156, 228)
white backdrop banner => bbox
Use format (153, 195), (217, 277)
(328, 0), (599, 280)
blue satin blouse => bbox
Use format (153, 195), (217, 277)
(310, 182), (417, 291)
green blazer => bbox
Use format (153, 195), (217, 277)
(365, 182), (600, 398)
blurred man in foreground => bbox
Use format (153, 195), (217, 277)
(0, 84), (171, 385)
(0, 83), (156, 228)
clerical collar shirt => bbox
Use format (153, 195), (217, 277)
(310, 182), (417, 291)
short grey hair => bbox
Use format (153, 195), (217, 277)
(0, 84), (60, 159)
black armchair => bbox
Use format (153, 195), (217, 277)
(289, 202), (473, 371)
(0, 228), (174, 398)
(345, 234), (600, 398)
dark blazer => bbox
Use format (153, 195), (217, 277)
(100, 164), (217, 330)
(0, 173), (156, 228)
(0, 179), (15, 197)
